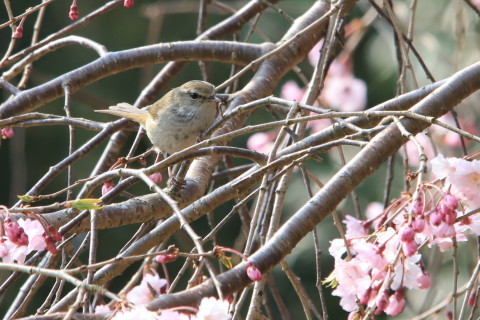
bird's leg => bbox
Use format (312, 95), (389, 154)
(168, 160), (192, 194)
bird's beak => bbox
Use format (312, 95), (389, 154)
(210, 95), (223, 103)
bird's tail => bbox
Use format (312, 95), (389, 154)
(96, 103), (148, 126)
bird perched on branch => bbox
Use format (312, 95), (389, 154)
(96, 80), (222, 155)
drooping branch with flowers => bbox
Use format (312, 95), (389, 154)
(0, 0), (479, 319)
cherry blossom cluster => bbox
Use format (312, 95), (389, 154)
(0, 211), (62, 264)
(93, 246), (262, 319)
(95, 267), (231, 319)
(247, 38), (367, 154)
(404, 114), (477, 166)
(328, 155), (480, 318)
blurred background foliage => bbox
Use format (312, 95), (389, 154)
(0, 0), (479, 318)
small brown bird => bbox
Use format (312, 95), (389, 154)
(97, 80), (221, 155)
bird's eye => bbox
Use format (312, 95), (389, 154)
(189, 92), (199, 100)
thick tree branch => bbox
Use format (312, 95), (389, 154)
(0, 41), (263, 119)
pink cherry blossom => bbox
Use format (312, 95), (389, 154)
(404, 133), (436, 166)
(126, 271), (168, 305)
(431, 155), (480, 208)
(391, 255), (422, 290)
(343, 215), (368, 238)
(94, 305), (111, 313)
(246, 132), (275, 154)
(307, 40), (324, 66)
(365, 201), (384, 221)
(321, 75), (367, 112)
(307, 116), (331, 134)
(329, 238), (347, 259)
(157, 310), (192, 320)
(431, 114), (477, 148)
(334, 258), (372, 296)
(17, 218), (47, 251)
(0, 240), (31, 264)
(196, 297), (231, 320)
(351, 240), (386, 271)
(280, 81), (305, 102)
(334, 292), (358, 313)
(457, 212), (480, 235)
(0, 241), (9, 258)
(112, 307), (158, 320)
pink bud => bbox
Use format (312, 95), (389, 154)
(13, 26), (23, 39)
(429, 210), (444, 226)
(359, 288), (371, 305)
(399, 226), (415, 242)
(155, 253), (177, 264)
(412, 217), (425, 233)
(44, 235), (58, 254)
(402, 240), (417, 257)
(468, 289), (477, 307)
(460, 216), (472, 225)
(5, 218), (28, 245)
(412, 196), (424, 216)
(48, 225), (63, 242)
(124, 0), (134, 8)
(102, 180), (115, 196)
(417, 271), (431, 289)
(246, 262), (263, 281)
(149, 172), (162, 184)
(1, 127), (14, 139)
(385, 291), (406, 316)
(443, 193), (458, 211)
(444, 211), (457, 225)
(447, 311), (453, 320)
(69, 3), (79, 20)
(376, 290), (389, 311)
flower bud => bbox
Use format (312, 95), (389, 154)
(155, 253), (177, 264)
(412, 217), (425, 233)
(417, 271), (431, 289)
(399, 226), (415, 242)
(376, 290), (389, 311)
(69, 3), (79, 20)
(1, 127), (14, 139)
(102, 181), (115, 196)
(402, 240), (417, 257)
(149, 172), (162, 184)
(246, 262), (263, 281)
